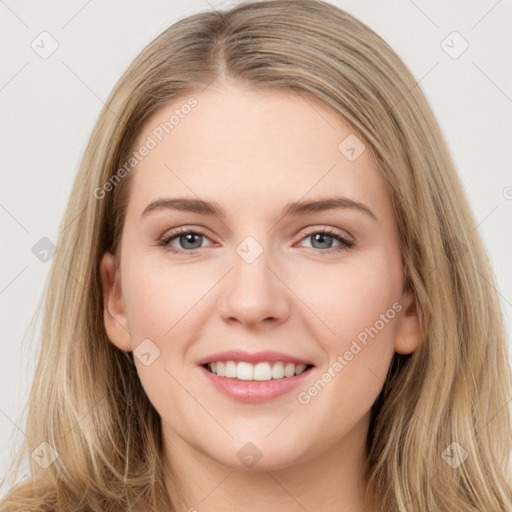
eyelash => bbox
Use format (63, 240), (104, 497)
(157, 226), (355, 255)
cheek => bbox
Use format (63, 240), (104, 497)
(119, 254), (207, 411)
(297, 255), (401, 391)
(121, 254), (213, 343)
(292, 264), (399, 432)
(299, 259), (401, 344)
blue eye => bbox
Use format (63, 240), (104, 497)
(297, 228), (354, 253)
(158, 227), (354, 255)
(158, 230), (211, 253)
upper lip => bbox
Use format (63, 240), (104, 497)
(197, 349), (315, 366)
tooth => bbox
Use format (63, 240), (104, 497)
(254, 362), (272, 381)
(237, 361), (254, 380)
(284, 363), (295, 378)
(207, 360), (311, 380)
(294, 364), (307, 376)
(225, 360), (237, 378)
(271, 362), (285, 379)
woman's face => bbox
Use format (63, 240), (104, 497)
(101, 81), (420, 472)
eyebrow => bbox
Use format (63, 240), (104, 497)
(141, 195), (377, 222)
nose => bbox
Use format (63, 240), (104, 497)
(218, 243), (291, 329)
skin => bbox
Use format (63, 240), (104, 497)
(100, 79), (421, 511)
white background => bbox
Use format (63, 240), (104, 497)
(1, 0), (511, 488)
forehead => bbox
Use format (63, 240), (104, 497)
(127, 83), (388, 219)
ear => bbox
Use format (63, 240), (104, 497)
(99, 252), (131, 352)
(394, 282), (421, 355)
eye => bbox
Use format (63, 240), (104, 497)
(296, 227), (354, 254)
(158, 228), (214, 254)
(158, 226), (355, 255)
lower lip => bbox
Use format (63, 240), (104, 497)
(198, 365), (315, 403)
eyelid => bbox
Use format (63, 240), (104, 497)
(157, 226), (217, 250)
(298, 225), (353, 242)
(158, 224), (355, 254)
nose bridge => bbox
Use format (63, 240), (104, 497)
(218, 233), (290, 326)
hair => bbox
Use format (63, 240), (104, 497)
(1, 0), (511, 510)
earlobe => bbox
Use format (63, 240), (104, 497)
(394, 285), (421, 355)
(99, 252), (132, 352)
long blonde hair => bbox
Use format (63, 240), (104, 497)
(1, 1), (511, 510)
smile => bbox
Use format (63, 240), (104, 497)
(199, 362), (315, 403)
(204, 360), (312, 380)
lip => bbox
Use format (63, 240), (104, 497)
(198, 364), (315, 403)
(196, 349), (314, 366)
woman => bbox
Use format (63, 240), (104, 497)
(1, 0), (510, 510)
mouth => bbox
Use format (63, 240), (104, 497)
(201, 361), (315, 381)
(198, 361), (316, 403)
